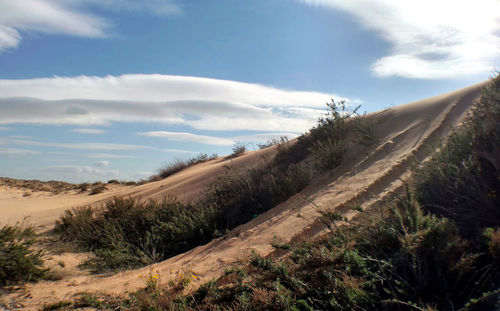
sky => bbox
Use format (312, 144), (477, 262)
(0, 0), (499, 183)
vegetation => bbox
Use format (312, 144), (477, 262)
(54, 198), (219, 273)
(227, 144), (246, 159)
(0, 223), (48, 286)
(89, 183), (107, 195)
(150, 153), (218, 181)
(414, 74), (500, 239)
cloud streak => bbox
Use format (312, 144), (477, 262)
(0, 74), (341, 133)
(44, 165), (119, 179)
(0, 137), (152, 151)
(86, 153), (133, 159)
(301, 0), (500, 79)
(140, 131), (299, 146)
(0, 0), (109, 52)
(72, 128), (106, 135)
(0, 148), (40, 158)
(0, 0), (181, 52)
(140, 131), (234, 146)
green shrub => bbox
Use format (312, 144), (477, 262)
(228, 143), (246, 159)
(205, 162), (311, 229)
(89, 184), (106, 195)
(414, 74), (500, 239)
(55, 198), (220, 272)
(0, 223), (48, 285)
(310, 138), (347, 170)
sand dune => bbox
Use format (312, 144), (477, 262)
(0, 81), (487, 309)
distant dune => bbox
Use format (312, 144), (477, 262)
(0, 81), (487, 309)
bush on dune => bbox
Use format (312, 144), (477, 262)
(55, 198), (220, 272)
(0, 223), (48, 286)
(414, 74), (500, 239)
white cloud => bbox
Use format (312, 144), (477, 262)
(0, 0), (180, 53)
(141, 131), (234, 146)
(94, 160), (109, 167)
(86, 153), (133, 159)
(141, 131), (300, 146)
(0, 148), (39, 158)
(300, 0), (500, 79)
(72, 128), (106, 135)
(0, 74), (339, 132)
(163, 149), (193, 154)
(0, 126), (13, 131)
(44, 165), (119, 180)
(0, 0), (109, 52)
(1, 137), (151, 151)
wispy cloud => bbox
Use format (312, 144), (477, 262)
(86, 153), (133, 159)
(300, 0), (500, 79)
(0, 148), (39, 158)
(44, 165), (119, 179)
(140, 131), (234, 146)
(0, 0), (181, 53)
(0, 126), (12, 131)
(0, 0), (109, 52)
(163, 149), (193, 154)
(1, 137), (151, 151)
(94, 160), (109, 167)
(141, 131), (299, 146)
(0, 74), (339, 133)
(72, 128), (106, 135)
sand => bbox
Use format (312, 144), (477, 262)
(0, 81), (488, 309)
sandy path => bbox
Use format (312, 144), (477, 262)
(1, 81), (487, 309)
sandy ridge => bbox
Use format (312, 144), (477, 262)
(0, 81), (488, 309)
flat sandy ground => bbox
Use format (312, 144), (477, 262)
(0, 81), (488, 309)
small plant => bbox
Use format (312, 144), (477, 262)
(77, 182), (90, 192)
(228, 143), (246, 158)
(41, 300), (72, 311)
(0, 223), (48, 286)
(311, 137), (347, 170)
(89, 184), (106, 195)
(257, 136), (289, 149)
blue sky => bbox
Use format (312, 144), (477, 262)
(0, 0), (499, 182)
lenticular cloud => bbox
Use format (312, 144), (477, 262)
(0, 74), (344, 133)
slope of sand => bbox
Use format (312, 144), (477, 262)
(0, 147), (276, 230)
(0, 81), (487, 309)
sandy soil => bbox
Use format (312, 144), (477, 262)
(0, 81), (488, 310)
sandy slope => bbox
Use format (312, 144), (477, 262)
(0, 147), (276, 230)
(0, 81), (488, 309)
